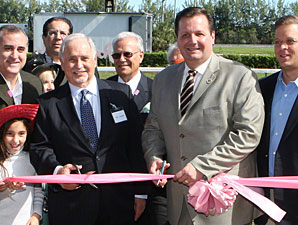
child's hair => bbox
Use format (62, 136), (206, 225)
(0, 118), (31, 177)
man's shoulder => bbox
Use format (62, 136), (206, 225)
(21, 70), (43, 90)
(106, 74), (118, 81)
(100, 79), (130, 92)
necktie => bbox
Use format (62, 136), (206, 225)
(180, 70), (197, 117)
(80, 89), (98, 151)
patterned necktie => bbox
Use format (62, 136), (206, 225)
(180, 70), (197, 117)
(80, 89), (98, 151)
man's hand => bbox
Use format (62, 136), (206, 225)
(134, 198), (146, 221)
(58, 164), (81, 190)
(149, 159), (170, 187)
(174, 163), (204, 186)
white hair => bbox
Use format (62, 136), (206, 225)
(167, 42), (180, 64)
(59, 33), (97, 61)
(112, 31), (144, 52)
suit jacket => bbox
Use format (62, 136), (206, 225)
(107, 73), (153, 125)
(0, 70), (43, 109)
(257, 71), (298, 223)
(24, 52), (100, 88)
(30, 78), (147, 225)
(142, 54), (265, 225)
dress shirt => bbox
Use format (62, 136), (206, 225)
(269, 71), (298, 176)
(53, 76), (101, 175)
(45, 52), (61, 65)
(118, 71), (141, 95)
(0, 72), (22, 105)
(181, 54), (212, 92)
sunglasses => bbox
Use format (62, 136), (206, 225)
(111, 51), (139, 59)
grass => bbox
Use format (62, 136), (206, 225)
(213, 45), (274, 55)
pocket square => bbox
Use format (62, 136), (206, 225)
(140, 102), (151, 113)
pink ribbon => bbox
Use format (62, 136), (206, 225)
(3, 173), (297, 222)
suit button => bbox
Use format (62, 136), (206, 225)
(181, 156), (187, 161)
(96, 156), (100, 161)
(180, 134), (185, 138)
(265, 154), (268, 158)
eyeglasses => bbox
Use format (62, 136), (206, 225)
(111, 51), (139, 60)
(47, 30), (69, 38)
(274, 39), (297, 46)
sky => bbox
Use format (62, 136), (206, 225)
(128, 0), (297, 12)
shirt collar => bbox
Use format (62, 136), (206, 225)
(68, 76), (98, 98)
(183, 54), (212, 76)
(0, 72), (22, 90)
(278, 70), (298, 88)
(117, 71), (142, 95)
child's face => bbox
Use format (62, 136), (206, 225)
(39, 70), (55, 92)
(4, 121), (27, 154)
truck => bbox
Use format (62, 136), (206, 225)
(33, 12), (153, 60)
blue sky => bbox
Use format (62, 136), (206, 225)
(128, 0), (297, 11)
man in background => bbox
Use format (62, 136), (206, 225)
(108, 32), (168, 225)
(0, 25), (43, 109)
(23, 16), (73, 87)
(257, 15), (298, 225)
(142, 7), (264, 225)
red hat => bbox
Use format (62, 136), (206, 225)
(0, 104), (39, 129)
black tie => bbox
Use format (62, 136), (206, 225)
(80, 89), (98, 151)
(180, 70), (197, 117)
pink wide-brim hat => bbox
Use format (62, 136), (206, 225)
(0, 104), (39, 129)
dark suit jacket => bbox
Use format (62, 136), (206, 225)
(30, 78), (147, 225)
(257, 71), (298, 223)
(24, 52), (100, 88)
(0, 70), (43, 109)
(107, 73), (153, 124)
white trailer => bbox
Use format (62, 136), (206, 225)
(33, 12), (152, 58)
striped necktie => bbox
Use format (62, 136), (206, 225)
(80, 89), (98, 151)
(180, 70), (197, 117)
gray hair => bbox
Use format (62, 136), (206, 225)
(167, 42), (179, 63)
(59, 33), (97, 61)
(112, 32), (144, 52)
(0, 25), (28, 46)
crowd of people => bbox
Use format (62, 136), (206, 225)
(0, 6), (297, 225)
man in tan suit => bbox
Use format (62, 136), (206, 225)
(142, 7), (264, 225)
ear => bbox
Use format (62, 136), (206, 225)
(139, 51), (144, 64)
(211, 31), (216, 45)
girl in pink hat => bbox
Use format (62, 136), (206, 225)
(0, 104), (43, 225)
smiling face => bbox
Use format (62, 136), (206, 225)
(0, 31), (27, 79)
(4, 120), (27, 155)
(177, 14), (215, 69)
(274, 23), (298, 73)
(61, 37), (96, 88)
(113, 37), (144, 82)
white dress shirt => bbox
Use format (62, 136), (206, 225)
(0, 72), (23, 105)
(181, 54), (212, 92)
(117, 71), (141, 95)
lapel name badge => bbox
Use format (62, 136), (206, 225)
(110, 103), (127, 123)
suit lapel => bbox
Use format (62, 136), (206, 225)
(173, 63), (185, 121)
(0, 76), (14, 105)
(281, 94), (298, 141)
(183, 55), (219, 117)
(134, 73), (149, 111)
(56, 84), (93, 153)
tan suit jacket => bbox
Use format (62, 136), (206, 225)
(142, 54), (265, 225)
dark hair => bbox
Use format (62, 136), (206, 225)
(42, 17), (73, 37)
(175, 7), (214, 37)
(0, 25), (28, 44)
(0, 118), (31, 177)
(275, 15), (298, 30)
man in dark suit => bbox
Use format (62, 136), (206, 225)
(23, 17), (73, 88)
(0, 25), (43, 110)
(30, 33), (148, 225)
(257, 15), (298, 225)
(108, 32), (168, 225)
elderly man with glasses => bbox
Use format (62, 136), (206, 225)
(107, 32), (169, 225)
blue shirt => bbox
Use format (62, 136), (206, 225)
(269, 72), (298, 176)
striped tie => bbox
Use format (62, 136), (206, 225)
(80, 89), (98, 151)
(180, 70), (197, 117)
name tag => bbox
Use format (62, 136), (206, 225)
(111, 109), (127, 123)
